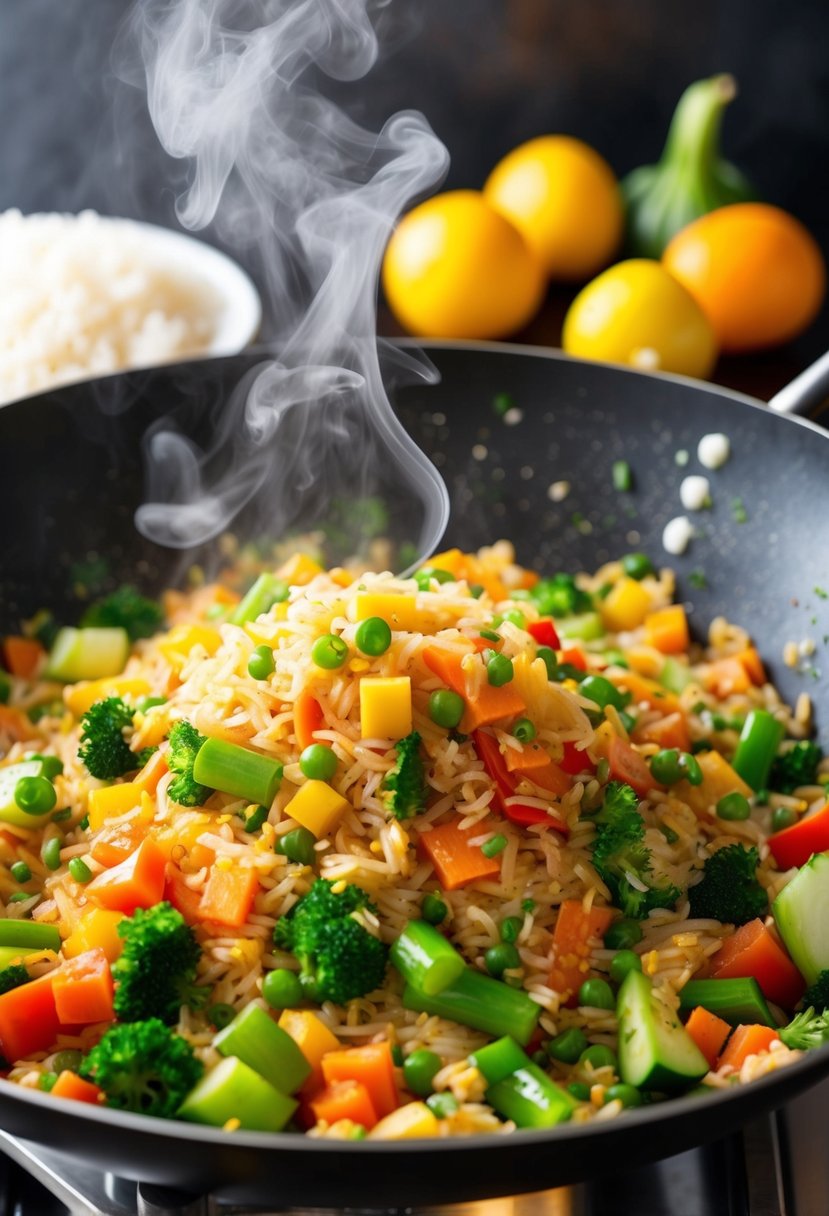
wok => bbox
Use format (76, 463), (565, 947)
(1, 341), (829, 1207)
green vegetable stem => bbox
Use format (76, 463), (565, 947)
(622, 74), (756, 258)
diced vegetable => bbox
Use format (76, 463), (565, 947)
(703, 657), (750, 699)
(214, 1004), (311, 1094)
(178, 1055), (297, 1132)
(192, 738), (283, 807)
(659, 657), (695, 694)
(62, 909), (125, 963)
(674, 750), (753, 818)
(0, 973), (60, 1061)
(278, 1009), (341, 1091)
(133, 749), (169, 796)
(678, 978), (776, 1027)
(157, 624), (221, 671)
(473, 729), (569, 832)
(3, 637), (45, 679)
(359, 676), (413, 740)
(422, 647), (526, 732)
(64, 677), (152, 719)
(768, 802), (829, 871)
(709, 919), (805, 1010)
(402, 968), (540, 1045)
(390, 921), (465, 996)
(684, 1006), (731, 1069)
(50, 1071), (104, 1105)
(644, 605), (690, 655)
(87, 836), (167, 914)
(607, 736), (658, 797)
(600, 578), (651, 632)
(91, 820), (148, 868)
(557, 612), (605, 642)
(469, 1035), (531, 1085)
(309, 1079), (378, 1130)
(486, 1063), (577, 1128)
(46, 627), (129, 682)
(348, 592), (419, 632)
(87, 782), (142, 832)
(0, 921), (61, 953)
(418, 821), (502, 890)
(548, 900), (614, 1008)
(198, 865), (260, 928)
(52, 949), (115, 1025)
(732, 710), (786, 791)
(367, 1101), (440, 1139)
(617, 970), (708, 1091)
(282, 780), (349, 839)
(293, 690), (326, 751)
(321, 1042), (398, 1118)
(230, 573), (289, 625)
(0, 759), (56, 827)
(717, 1024), (779, 1071)
(773, 852), (829, 985)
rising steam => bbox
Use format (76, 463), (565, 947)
(118, 0), (449, 564)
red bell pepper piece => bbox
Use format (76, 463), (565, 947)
(528, 619), (561, 649)
(560, 740), (597, 776)
(768, 802), (829, 871)
(473, 730), (569, 836)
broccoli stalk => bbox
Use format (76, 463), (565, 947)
(80, 586), (165, 642)
(590, 781), (681, 919)
(383, 731), (428, 820)
(80, 1018), (203, 1118)
(273, 879), (387, 1005)
(78, 696), (152, 780)
(687, 843), (768, 925)
(770, 741), (823, 794)
(0, 964), (30, 996)
(779, 1006), (829, 1052)
(802, 970), (829, 1013)
(112, 903), (208, 1025)
(167, 720), (211, 807)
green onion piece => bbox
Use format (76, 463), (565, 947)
(242, 804), (269, 833)
(500, 916), (523, 944)
(178, 1055), (297, 1132)
(613, 460), (633, 492)
(230, 574), (289, 626)
(469, 1035), (531, 1084)
(513, 718), (536, 743)
(678, 977), (775, 1027)
(402, 968), (540, 1045)
(390, 920), (465, 996)
(213, 1003), (311, 1094)
(486, 1063), (577, 1128)
(193, 738), (283, 807)
(481, 834), (507, 859)
(733, 710), (786, 791)
(0, 921), (61, 952)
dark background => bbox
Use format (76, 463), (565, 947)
(2, 0), (828, 394)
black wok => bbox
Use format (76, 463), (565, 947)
(2, 341), (829, 1207)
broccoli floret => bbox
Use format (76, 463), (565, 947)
(80, 1018), (202, 1118)
(802, 970), (829, 1013)
(167, 720), (211, 807)
(530, 573), (593, 618)
(0, 965), (30, 996)
(590, 781), (681, 919)
(383, 731), (428, 820)
(112, 903), (207, 1025)
(78, 696), (150, 780)
(770, 740), (823, 794)
(81, 585), (164, 642)
(687, 844), (768, 925)
(273, 879), (387, 1005)
(779, 1006), (829, 1052)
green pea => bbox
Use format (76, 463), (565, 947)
(680, 752), (704, 786)
(536, 646), (558, 679)
(513, 717), (536, 743)
(567, 1081), (591, 1102)
(42, 836), (62, 871)
(262, 968), (303, 1009)
(274, 827), (317, 865)
(311, 633), (349, 669)
(422, 892), (448, 925)
(485, 943), (521, 977)
(579, 1044), (617, 1071)
(605, 1082), (643, 1108)
(428, 690), (465, 730)
(247, 645), (275, 680)
(621, 553), (654, 581)
(426, 1091), (459, 1118)
(38, 1072), (58, 1093)
(716, 791), (751, 821)
(650, 748), (702, 786)
(481, 834), (507, 858)
(242, 804), (269, 833)
(207, 1003), (236, 1030)
(14, 775), (57, 816)
(771, 806), (798, 832)
(609, 950), (642, 985)
(355, 617), (392, 657)
(487, 653), (514, 687)
(547, 1027), (588, 1064)
(415, 567), (454, 590)
(578, 978), (615, 1010)
(501, 610), (526, 629)
(299, 744), (338, 782)
(10, 861), (32, 883)
(51, 1049), (83, 1074)
(68, 858), (92, 884)
(403, 1049), (442, 1097)
(604, 918), (643, 950)
(500, 916), (523, 945)
(580, 675), (628, 712)
(27, 753), (64, 780)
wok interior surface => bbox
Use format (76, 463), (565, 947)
(2, 342), (829, 1204)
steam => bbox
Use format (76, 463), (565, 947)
(119, 0), (449, 565)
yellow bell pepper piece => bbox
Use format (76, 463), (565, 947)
(675, 750), (753, 817)
(359, 676), (412, 740)
(283, 780), (349, 839)
(277, 553), (324, 586)
(600, 577), (652, 633)
(347, 592), (420, 632)
(368, 1101), (440, 1140)
(63, 908), (126, 962)
(87, 782), (142, 832)
(64, 677), (152, 719)
(157, 624), (221, 671)
(278, 1009), (341, 1090)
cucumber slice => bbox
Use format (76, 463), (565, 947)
(618, 970), (708, 1092)
(0, 760), (54, 827)
(178, 1055), (297, 1132)
(773, 852), (829, 985)
(213, 1004), (310, 1094)
(45, 627), (129, 682)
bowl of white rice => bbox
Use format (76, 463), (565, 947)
(0, 210), (262, 407)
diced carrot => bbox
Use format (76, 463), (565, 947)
(164, 864), (205, 924)
(3, 636), (45, 679)
(294, 690), (327, 751)
(418, 820), (501, 891)
(607, 735), (658, 797)
(474, 729), (569, 834)
(50, 1070), (104, 1104)
(90, 821), (149, 868)
(321, 1042), (398, 1118)
(52, 948), (114, 1025)
(710, 919), (805, 1009)
(504, 742), (552, 773)
(188, 843), (216, 872)
(736, 646), (766, 686)
(768, 802), (829, 871)
(560, 646), (588, 672)
(0, 973), (60, 1061)
(684, 1006), (731, 1070)
(644, 605), (690, 655)
(133, 749), (169, 796)
(549, 900), (615, 1008)
(717, 1024), (779, 1071)
(606, 670), (682, 715)
(309, 1078), (378, 1130)
(87, 836), (167, 914)
(0, 706), (38, 743)
(519, 759), (572, 798)
(426, 548), (467, 578)
(633, 711), (691, 754)
(703, 657), (750, 699)
(198, 865), (259, 927)
(422, 646), (526, 732)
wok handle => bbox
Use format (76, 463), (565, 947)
(768, 349), (829, 416)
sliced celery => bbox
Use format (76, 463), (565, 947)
(0, 920), (61, 953)
(402, 968), (540, 1045)
(230, 574), (289, 626)
(213, 1004), (310, 1094)
(389, 921), (465, 996)
(45, 627), (129, 682)
(193, 738), (283, 807)
(178, 1055), (297, 1131)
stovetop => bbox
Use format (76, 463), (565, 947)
(2, 1077), (828, 1216)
